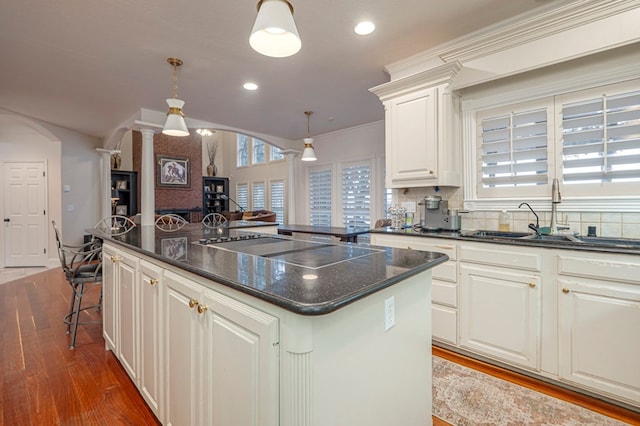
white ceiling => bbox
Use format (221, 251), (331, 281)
(0, 0), (556, 142)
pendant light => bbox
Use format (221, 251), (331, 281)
(250, 0), (301, 58)
(162, 57), (189, 137)
(301, 111), (317, 162)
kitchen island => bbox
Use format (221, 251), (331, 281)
(96, 223), (447, 425)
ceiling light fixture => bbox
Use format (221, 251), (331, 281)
(354, 21), (375, 36)
(162, 57), (189, 137)
(301, 111), (317, 162)
(243, 82), (259, 91)
(250, 0), (301, 58)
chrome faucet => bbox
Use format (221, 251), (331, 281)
(550, 178), (561, 235)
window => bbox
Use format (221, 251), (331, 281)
(470, 79), (640, 204)
(252, 181), (265, 210)
(477, 101), (550, 198)
(270, 145), (284, 161)
(309, 168), (332, 226)
(236, 183), (249, 212)
(237, 134), (249, 167)
(253, 138), (265, 165)
(270, 180), (285, 224)
(559, 88), (640, 192)
(342, 163), (371, 227)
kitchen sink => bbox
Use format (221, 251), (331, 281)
(464, 230), (532, 238)
(464, 230), (640, 250)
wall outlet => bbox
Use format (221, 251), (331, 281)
(384, 296), (395, 331)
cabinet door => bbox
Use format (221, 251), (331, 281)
(139, 260), (163, 420)
(558, 278), (640, 405)
(116, 250), (138, 382)
(201, 290), (279, 426)
(460, 264), (541, 369)
(102, 244), (118, 351)
(164, 270), (204, 426)
(387, 88), (437, 186)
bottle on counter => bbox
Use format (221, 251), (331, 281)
(498, 209), (511, 232)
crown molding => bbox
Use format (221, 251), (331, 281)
(385, 0), (640, 81)
(370, 61), (462, 101)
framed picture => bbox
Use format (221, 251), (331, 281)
(116, 180), (128, 190)
(161, 237), (188, 261)
(115, 205), (128, 216)
(157, 156), (189, 188)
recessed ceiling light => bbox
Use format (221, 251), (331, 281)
(354, 21), (375, 36)
(243, 82), (259, 91)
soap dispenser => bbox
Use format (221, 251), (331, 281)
(498, 210), (510, 232)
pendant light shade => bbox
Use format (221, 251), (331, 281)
(250, 0), (301, 58)
(301, 111), (317, 162)
(162, 58), (189, 137)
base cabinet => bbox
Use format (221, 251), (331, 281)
(558, 253), (640, 406)
(459, 263), (541, 370)
(164, 269), (279, 426)
(139, 260), (163, 420)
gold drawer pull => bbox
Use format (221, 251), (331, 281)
(529, 282), (536, 288)
(562, 288), (570, 294)
(197, 304), (208, 314)
(149, 278), (158, 286)
(435, 245), (453, 250)
(189, 299), (199, 309)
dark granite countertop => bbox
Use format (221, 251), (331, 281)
(93, 222), (448, 315)
(369, 227), (640, 255)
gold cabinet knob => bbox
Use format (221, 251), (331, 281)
(149, 278), (158, 286)
(189, 299), (199, 309)
(529, 282), (536, 288)
(562, 288), (570, 294)
(197, 304), (208, 314)
(429, 170), (434, 175)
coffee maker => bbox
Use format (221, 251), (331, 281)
(418, 195), (461, 231)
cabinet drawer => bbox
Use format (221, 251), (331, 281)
(432, 304), (457, 345)
(459, 244), (542, 272)
(558, 255), (640, 285)
(432, 280), (457, 307)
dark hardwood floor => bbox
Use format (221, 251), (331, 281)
(1, 268), (159, 425)
(2, 268), (638, 425)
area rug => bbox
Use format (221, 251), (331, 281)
(432, 356), (626, 425)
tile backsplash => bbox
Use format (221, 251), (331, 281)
(394, 187), (640, 239)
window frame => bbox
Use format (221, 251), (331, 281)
(463, 78), (640, 213)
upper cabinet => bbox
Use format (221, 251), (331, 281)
(370, 62), (462, 188)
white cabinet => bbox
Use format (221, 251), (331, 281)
(138, 260), (163, 420)
(163, 269), (279, 426)
(370, 233), (458, 344)
(557, 252), (640, 406)
(164, 269), (204, 426)
(201, 289), (279, 426)
(370, 62), (462, 188)
(102, 243), (138, 381)
(459, 243), (542, 370)
(116, 250), (138, 382)
(102, 244), (118, 351)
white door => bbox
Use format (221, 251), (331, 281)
(3, 162), (47, 267)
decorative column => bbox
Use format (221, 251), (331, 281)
(96, 148), (119, 219)
(140, 128), (156, 226)
(282, 150), (300, 224)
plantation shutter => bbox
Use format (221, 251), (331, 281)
(236, 183), (249, 211)
(562, 90), (640, 184)
(252, 182), (265, 210)
(269, 180), (285, 224)
(342, 164), (371, 227)
(309, 168), (332, 226)
(480, 108), (548, 189)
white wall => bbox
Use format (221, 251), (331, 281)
(0, 111), (102, 267)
